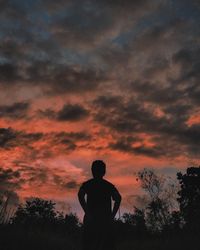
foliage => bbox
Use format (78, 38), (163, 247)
(177, 166), (200, 231)
(0, 192), (14, 224)
(12, 197), (81, 236)
(12, 198), (57, 226)
(122, 207), (146, 232)
(136, 168), (178, 232)
(1, 166), (200, 249)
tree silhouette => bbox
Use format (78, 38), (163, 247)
(64, 213), (81, 235)
(136, 169), (177, 232)
(177, 166), (200, 231)
(122, 208), (146, 230)
(121, 208), (146, 237)
(13, 198), (57, 227)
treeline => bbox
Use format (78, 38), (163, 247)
(1, 166), (200, 250)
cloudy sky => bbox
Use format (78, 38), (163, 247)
(0, 0), (200, 215)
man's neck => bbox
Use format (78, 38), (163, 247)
(93, 177), (104, 180)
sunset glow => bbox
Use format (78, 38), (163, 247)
(0, 0), (200, 217)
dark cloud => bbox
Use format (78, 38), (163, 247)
(0, 128), (43, 148)
(109, 135), (184, 158)
(15, 164), (53, 190)
(92, 93), (200, 157)
(0, 128), (17, 148)
(129, 81), (180, 105)
(0, 60), (107, 96)
(93, 95), (123, 108)
(64, 181), (78, 190)
(0, 167), (23, 195)
(109, 135), (176, 158)
(57, 104), (89, 121)
(58, 138), (77, 151)
(0, 0), (200, 214)
(50, 0), (160, 49)
(0, 168), (20, 182)
(0, 63), (20, 82)
(50, 131), (91, 152)
(132, 18), (189, 54)
(0, 1), (109, 96)
(172, 48), (200, 104)
(25, 167), (48, 187)
(0, 0), (164, 97)
(53, 131), (91, 141)
(37, 108), (56, 119)
(53, 174), (79, 191)
(94, 97), (163, 133)
(0, 102), (30, 119)
(109, 136), (140, 152)
(0, 166), (22, 208)
(0, 0), (199, 162)
(0, 127), (91, 158)
(191, 0), (200, 8)
(39, 104), (90, 122)
(12, 163), (80, 195)
(27, 62), (107, 95)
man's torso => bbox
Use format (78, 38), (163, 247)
(81, 178), (116, 219)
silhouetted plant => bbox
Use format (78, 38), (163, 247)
(1, 167), (200, 250)
(163, 211), (183, 233)
(177, 166), (200, 231)
(64, 213), (81, 235)
(146, 198), (170, 232)
(0, 195), (4, 223)
(12, 198), (57, 227)
(136, 169), (178, 232)
(0, 192), (14, 224)
(122, 208), (146, 230)
(120, 208), (147, 238)
(122, 212), (136, 226)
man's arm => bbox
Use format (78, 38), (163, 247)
(111, 187), (122, 219)
(78, 186), (87, 213)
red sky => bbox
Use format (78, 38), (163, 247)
(0, 0), (200, 217)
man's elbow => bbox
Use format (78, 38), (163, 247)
(78, 190), (83, 201)
(78, 188), (85, 202)
(116, 194), (122, 204)
(78, 189), (81, 197)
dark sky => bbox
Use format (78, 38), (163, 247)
(0, 0), (200, 214)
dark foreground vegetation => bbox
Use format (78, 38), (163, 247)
(1, 166), (200, 250)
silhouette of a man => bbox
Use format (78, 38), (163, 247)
(78, 160), (121, 250)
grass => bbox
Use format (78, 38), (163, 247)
(1, 224), (199, 250)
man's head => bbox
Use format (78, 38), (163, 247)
(91, 160), (106, 179)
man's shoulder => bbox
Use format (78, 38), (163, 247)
(81, 179), (93, 188)
(102, 179), (115, 188)
(81, 178), (115, 189)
